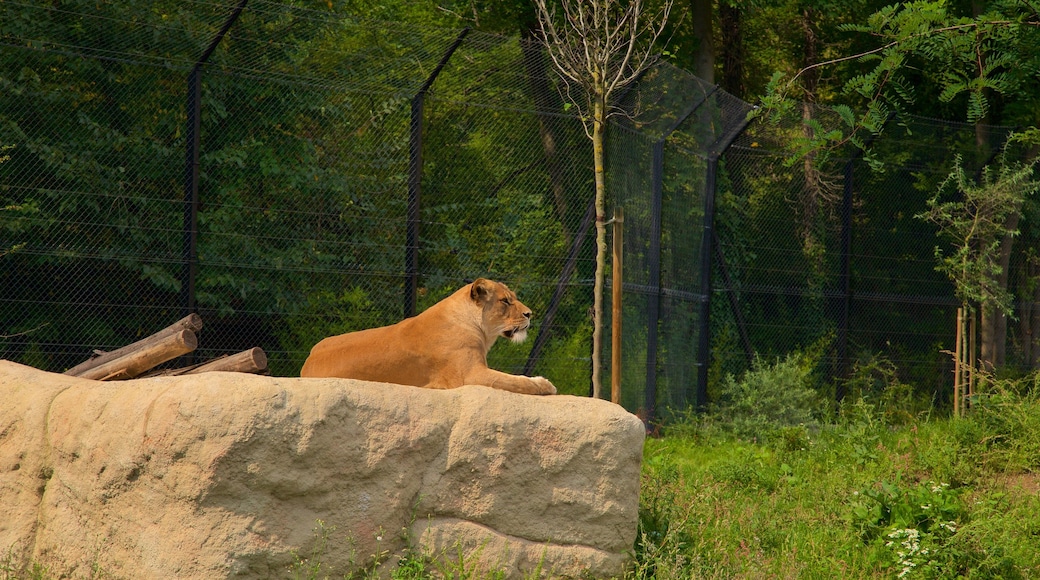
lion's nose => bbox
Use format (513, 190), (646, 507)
(523, 311), (531, 319)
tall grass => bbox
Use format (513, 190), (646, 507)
(634, 361), (1040, 579)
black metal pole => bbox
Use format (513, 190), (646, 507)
(695, 112), (753, 411)
(181, 0), (248, 320)
(181, 67), (202, 319)
(644, 140), (664, 420)
(524, 196), (597, 375)
(405, 27), (470, 318)
(695, 157), (719, 410)
(642, 86), (715, 425)
(836, 157), (853, 401)
(713, 231), (754, 366)
(836, 111), (893, 400)
(405, 94), (424, 318)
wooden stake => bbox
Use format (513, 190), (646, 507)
(76, 329), (198, 381)
(969, 309), (977, 409)
(65, 313), (203, 376)
(954, 307), (963, 418)
(611, 207), (623, 405)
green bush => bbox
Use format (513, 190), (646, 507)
(842, 353), (923, 425)
(968, 375), (1040, 474)
(708, 353), (820, 441)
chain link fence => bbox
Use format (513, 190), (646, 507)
(0, 0), (736, 420)
(3, 0), (1037, 420)
(714, 109), (1028, 408)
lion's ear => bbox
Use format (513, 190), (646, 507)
(470, 278), (493, 304)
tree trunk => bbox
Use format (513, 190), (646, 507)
(1021, 258), (1036, 368)
(979, 305), (1000, 370)
(970, 0), (1011, 370)
(1032, 263), (1040, 368)
(591, 93), (608, 399)
(995, 213), (1018, 365)
(718, 2), (745, 97)
(76, 329), (198, 381)
(144, 347), (269, 377)
(799, 8), (820, 98)
(187, 347), (268, 375)
(797, 7), (829, 284)
(980, 210), (1020, 369)
(690, 0), (715, 83)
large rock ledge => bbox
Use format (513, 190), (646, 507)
(0, 360), (645, 579)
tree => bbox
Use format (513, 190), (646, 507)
(760, 1), (1040, 161)
(717, 1), (745, 96)
(918, 139), (1040, 410)
(532, 0), (674, 399)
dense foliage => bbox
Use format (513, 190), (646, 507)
(0, 0), (605, 387)
(4, 0), (1040, 402)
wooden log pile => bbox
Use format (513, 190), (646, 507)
(63, 314), (268, 381)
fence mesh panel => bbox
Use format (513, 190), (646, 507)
(1, 2), (739, 410)
(715, 108), (1022, 405)
(3, 0), (1038, 418)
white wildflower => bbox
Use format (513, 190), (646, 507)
(897, 562), (916, 579)
(887, 528), (922, 579)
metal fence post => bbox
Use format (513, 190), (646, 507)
(713, 230), (754, 365)
(182, 66), (202, 319)
(405, 27), (470, 318)
(836, 156), (853, 400)
(645, 140), (664, 417)
(644, 87), (716, 424)
(696, 113), (753, 410)
(836, 112), (892, 400)
(181, 0), (248, 320)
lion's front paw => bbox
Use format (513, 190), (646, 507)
(531, 376), (557, 395)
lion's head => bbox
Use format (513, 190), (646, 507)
(470, 278), (533, 344)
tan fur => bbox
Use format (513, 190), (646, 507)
(300, 278), (557, 395)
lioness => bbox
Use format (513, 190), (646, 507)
(300, 278), (557, 395)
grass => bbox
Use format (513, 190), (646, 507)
(632, 378), (1040, 579)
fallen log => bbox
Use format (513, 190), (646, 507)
(141, 347), (269, 377)
(186, 347), (268, 375)
(65, 314), (203, 377)
(75, 329), (198, 381)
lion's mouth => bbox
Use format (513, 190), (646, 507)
(503, 326), (528, 344)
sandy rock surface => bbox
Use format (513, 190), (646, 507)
(0, 360), (644, 579)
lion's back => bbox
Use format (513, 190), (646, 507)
(300, 324), (408, 379)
